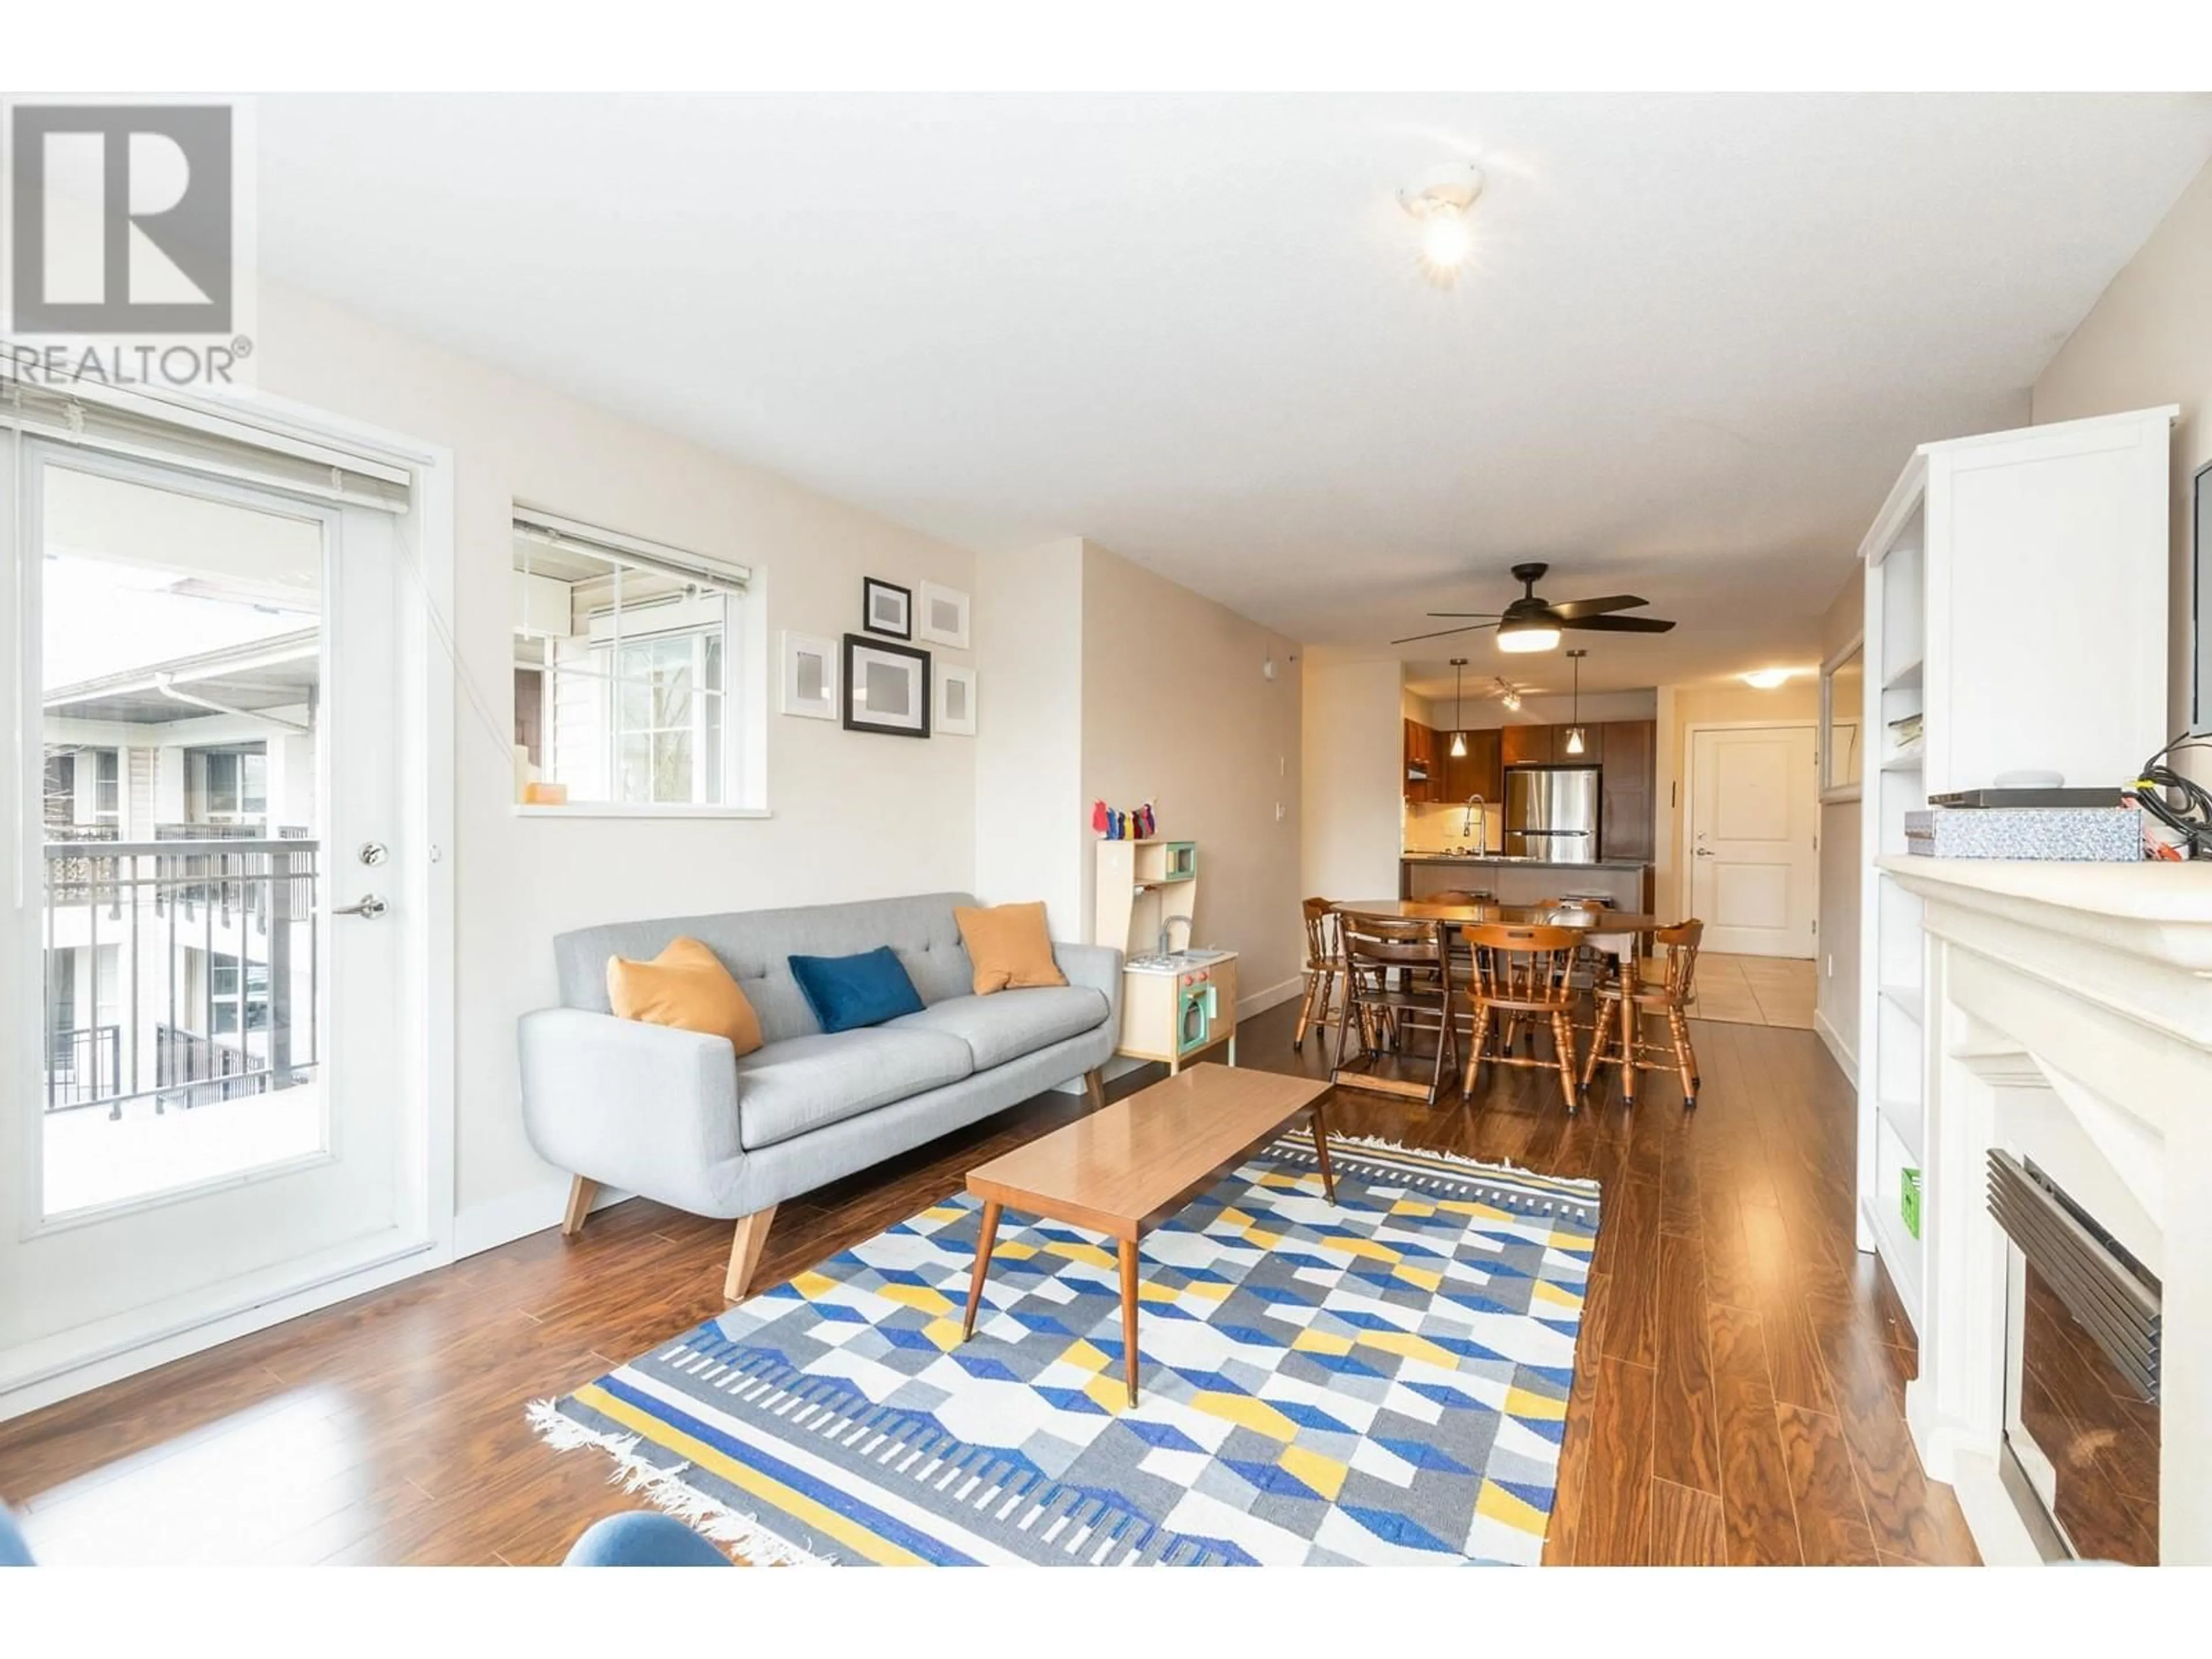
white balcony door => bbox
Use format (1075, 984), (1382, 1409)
(2, 438), (436, 1405)
(1687, 723), (1819, 957)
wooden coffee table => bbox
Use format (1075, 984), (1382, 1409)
(961, 1063), (1336, 1406)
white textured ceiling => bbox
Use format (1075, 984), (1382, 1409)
(256, 93), (2212, 694)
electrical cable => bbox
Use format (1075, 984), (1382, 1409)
(2129, 731), (2212, 858)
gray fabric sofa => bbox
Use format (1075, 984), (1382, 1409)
(518, 892), (1121, 1298)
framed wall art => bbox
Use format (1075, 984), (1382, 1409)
(843, 633), (931, 737)
(862, 577), (912, 639)
(936, 662), (977, 736)
(917, 581), (971, 650)
(780, 630), (838, 720)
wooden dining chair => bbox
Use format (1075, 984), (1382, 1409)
(1460, 923), (1584, 1113)
(1411, 890), (1485, 1010)
(1293, 898), (1343, 1052)
(1541, 893), (1627, 993)
(1331, 911), (1459, 1106)
(1581, 919), (1705, 1107)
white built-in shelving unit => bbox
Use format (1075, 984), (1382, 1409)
(1854, 404), (2175, 1337)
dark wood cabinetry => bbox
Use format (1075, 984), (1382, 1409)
(1500, 724), (1554, 766)
(1409, 717), (1654, 859)
(1407, 721), (1505, 805)
(1402, 718), (1437, 802)
(1438, 728), (1502, 805)
(1597, 719), (1656, 861)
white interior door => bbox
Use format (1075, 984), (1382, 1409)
(2, 441), (427, 1398)
(1688, 724), (1818, 957)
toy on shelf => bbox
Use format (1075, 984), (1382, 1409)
(1090, 799), (1157, 840)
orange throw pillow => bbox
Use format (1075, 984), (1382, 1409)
(955, 902), (1067, 995)
(606, 937), (763, 1057)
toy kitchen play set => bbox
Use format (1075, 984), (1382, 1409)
(1093, 801), (1237, 1071)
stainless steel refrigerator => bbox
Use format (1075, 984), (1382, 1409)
(1502, 765), (1602, 862)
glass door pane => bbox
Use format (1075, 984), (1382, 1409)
(35, 461), (327, 1217)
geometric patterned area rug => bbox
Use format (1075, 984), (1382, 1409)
(531, 1133), (1600, 1566)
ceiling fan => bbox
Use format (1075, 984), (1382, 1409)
(1392, 562), (1677, 652)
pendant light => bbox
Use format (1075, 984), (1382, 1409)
(1448, 658), (1469, 757)
(1563, 649), (1588, 756)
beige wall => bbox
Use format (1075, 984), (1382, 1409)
(1654, 678), (1823, 923)
(1080, 543), (1304, 1004)
(252, 282), (982, 1239)
(973, 540), (1086, 938)
(1816, 573), (1865, 1077)
(1302, 654), (1405, 903)
(2033, 156), (2212, 782)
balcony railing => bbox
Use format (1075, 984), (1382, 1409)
(41, 838), (321, 1116)
(46, 1024), (122, 1109)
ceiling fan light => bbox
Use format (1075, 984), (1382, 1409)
(1497, 621), (1559, 654)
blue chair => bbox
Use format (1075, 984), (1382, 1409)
(0, 1503), (727, 1567)
(562, 1511), (730, 1567)
(2, 1509), (36, 1567)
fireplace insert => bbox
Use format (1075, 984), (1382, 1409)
(1990, 1152), (2161, 1564)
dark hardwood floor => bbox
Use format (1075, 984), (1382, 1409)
(0, 998), (1978, 1566)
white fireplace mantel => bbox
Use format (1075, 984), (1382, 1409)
(1878, 855), (2212, 1565)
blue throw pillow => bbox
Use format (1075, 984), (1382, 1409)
(788, 946), (926, 1033)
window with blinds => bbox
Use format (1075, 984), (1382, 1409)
(510, 508), (753, 812)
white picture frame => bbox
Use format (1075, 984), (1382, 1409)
(917, 581), (971, 650)
(780, 630), (838, 720)
(936, 662), (977, 736)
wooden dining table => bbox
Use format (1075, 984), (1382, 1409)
(1334, 898), (1671, 1104)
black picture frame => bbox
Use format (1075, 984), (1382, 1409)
(841, 632), (931, 738)
(862, 577), (912, 640)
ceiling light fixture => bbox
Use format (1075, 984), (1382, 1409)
(1448, 658), (1469, 757)
(1399, 161), (1484, 281)
(1741, 668), (1793, 690)
(1494, 676), (1522, 713)
(1496, 614), (1560, 654)
(1563, 649), (1588, 755)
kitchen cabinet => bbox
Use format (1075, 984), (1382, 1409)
(1500, 724), (1554, 766)
(1562, 724), (1604, 764)
(1598, 719), (1656, 862)
(1402, 719), (1438, 802)
(1438, 726), (1502, 806)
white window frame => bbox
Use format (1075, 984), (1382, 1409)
(510, 506), (768, 819)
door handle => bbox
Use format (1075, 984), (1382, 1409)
(334, 894), (388, 919)
(1693, 848), (1714, 858)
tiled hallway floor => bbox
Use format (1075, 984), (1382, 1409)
(1677, 953), (1817, 1029)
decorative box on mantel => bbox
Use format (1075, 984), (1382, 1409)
(1876, 855), (2212, 1566)
(1904, 806), (2143, 862)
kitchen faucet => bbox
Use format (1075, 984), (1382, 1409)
(1461, 794), (1487, 849)
(1158, 914), (1194, 959)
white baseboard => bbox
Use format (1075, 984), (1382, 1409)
(1242, 976), (1304, 1017)
(1814, 1008), (1859, 1086)
(452, 1176), (631, 1260)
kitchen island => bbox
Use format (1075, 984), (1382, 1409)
(1400, 854), (1653, 912)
